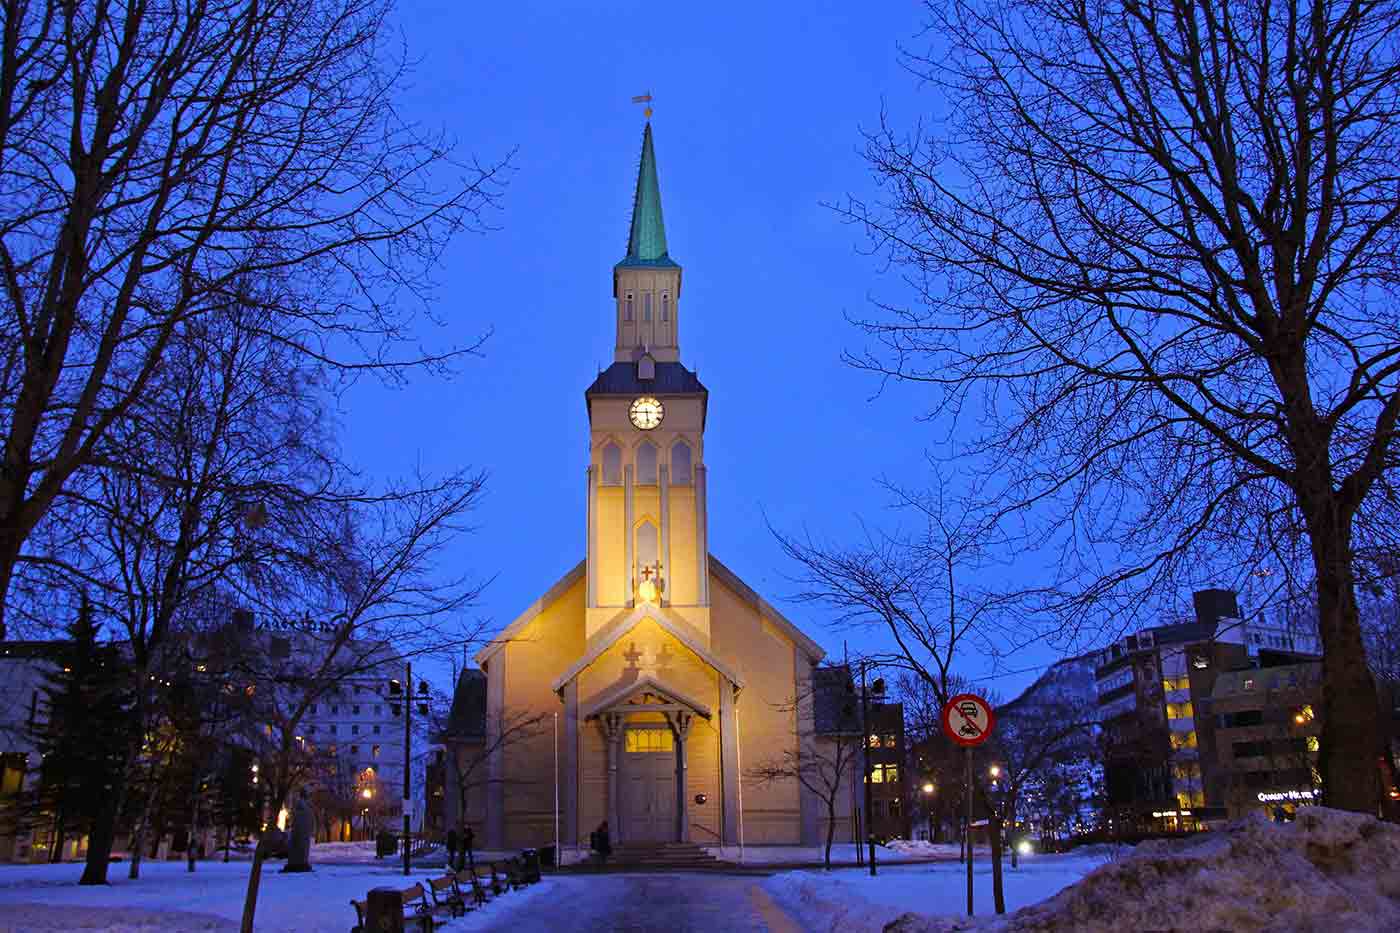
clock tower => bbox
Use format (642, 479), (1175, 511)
(584, 120), (710, 640)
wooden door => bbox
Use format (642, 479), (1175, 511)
(622, 727), (677, 842)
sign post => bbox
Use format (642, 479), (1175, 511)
(942, 693), (996, 918)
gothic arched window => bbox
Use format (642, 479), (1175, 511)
(636, 521), (659, 573)
(624, 293), (634, 322)
(602, 443), (622, 485)
(637, 441), (658, 485)
(671, 440), (692, 485)
(661, 292), (670, 322)
(643, 293), (653, 322)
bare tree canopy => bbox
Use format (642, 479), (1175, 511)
(846, 0), (1400, 812)
(0, 0), (508, 637)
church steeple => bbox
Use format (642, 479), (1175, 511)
(613, 121), (683, 363)
(621, 122), (672, 265)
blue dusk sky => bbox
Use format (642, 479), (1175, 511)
(339, 0), (1066, 698)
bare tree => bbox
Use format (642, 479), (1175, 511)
(772, 473), (1024, 711)
(748, 668), (864, 868)
(980, 693), (1097, 913)
(845, 0), (1400, 812)
(0, 0), (508, 638)
(443, 709), (546, 849)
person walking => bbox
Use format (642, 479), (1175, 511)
(446, 828), (459, 871)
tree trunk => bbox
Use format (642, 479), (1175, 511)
(1008, 794), (1019, 869)
(49, 811), (66, 864)
(989, 812), (1005, 915)
(824, 800), (837, 869)
(1305, 498), (1382, 814)
(79, 794), (121, 885)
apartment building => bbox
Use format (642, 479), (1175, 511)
(1094, 589), (1320, 834)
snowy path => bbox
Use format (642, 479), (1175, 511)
(463, 873), (803, 932)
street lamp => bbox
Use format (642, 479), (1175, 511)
(989, 765), (1001, 778)
(922, 782), (935, 795)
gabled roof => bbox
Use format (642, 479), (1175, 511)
(475, 560), (586, 665)
(550, 602), (745, 694)
(710, 556), (825, 663)
(580, 674), (713, 721)
(617, 122), (675, 270)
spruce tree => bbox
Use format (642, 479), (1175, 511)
(30, 597), (135, 881)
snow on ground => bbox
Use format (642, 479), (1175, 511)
(706, 842), (977, 865)
(0, 857), (553, 933)
(763, 851), (1100, 932)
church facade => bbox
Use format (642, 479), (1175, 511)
(473, 123), (854, 850)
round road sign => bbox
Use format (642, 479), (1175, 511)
(941, 693), (996, 747)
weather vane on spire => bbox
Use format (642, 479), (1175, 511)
(631, 92), (654, 120)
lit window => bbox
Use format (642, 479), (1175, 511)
(624, 294), (634, 322)
(1170, 730), (1198, 750)
(624, 729), (673, 753)
(602, 444), (622, 485)
(671, 441), (692, 485)
(1306, 736), (1319, 753)
(1162, 677), (1190, 692)
(1166, 702), (1195, 720)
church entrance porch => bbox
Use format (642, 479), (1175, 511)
(621, 726), (677, 842)
(593, 682), (703, 845)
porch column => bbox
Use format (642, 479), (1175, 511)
(720, 681), (739, 844)
(602, 713), (624, 841)
(670, 711), (694, 841)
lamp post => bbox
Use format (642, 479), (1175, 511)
(391, 663), (430, 876)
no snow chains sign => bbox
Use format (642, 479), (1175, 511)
(941, 693), (996, 747)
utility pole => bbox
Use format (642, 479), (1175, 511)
(403, 659), (412, 877)
(861, 660), (876, 876)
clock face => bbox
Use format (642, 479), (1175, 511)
(629, 396), (664, 430)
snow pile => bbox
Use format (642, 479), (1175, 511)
(886, 808), (1400, 932)
(762, 855), (1098, 932)
(885, 840), (963, 859)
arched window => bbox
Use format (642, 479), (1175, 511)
(643, 292), (653, 322)
(671, 440), (692, 485)
(661, 292), (670, 322)
(624, 293), (634, 322)
(636, 441), (658, 485)
(636, 521), (658, 571)
(602, 443), (622, 485)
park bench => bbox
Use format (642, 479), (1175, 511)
(349, 883), (435, 933)
(456, 868), (490, 906)
(474, 863), (506, 896)
(501, 857), (529, 891)
(427, 874), (467, 919)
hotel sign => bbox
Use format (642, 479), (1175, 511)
(1257, 789), (1316, 802)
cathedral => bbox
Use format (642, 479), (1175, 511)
(471, 121), (848, 850)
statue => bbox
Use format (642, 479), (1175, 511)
(281, 792), (314, 873)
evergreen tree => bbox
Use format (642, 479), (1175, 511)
(29, 597), (135, 880)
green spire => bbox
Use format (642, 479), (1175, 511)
(619, 122), (677, 268)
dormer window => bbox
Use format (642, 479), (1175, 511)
(661, 293), (670, 322)
(643, 293), (652, 322)
(624, 294), (634, 322)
